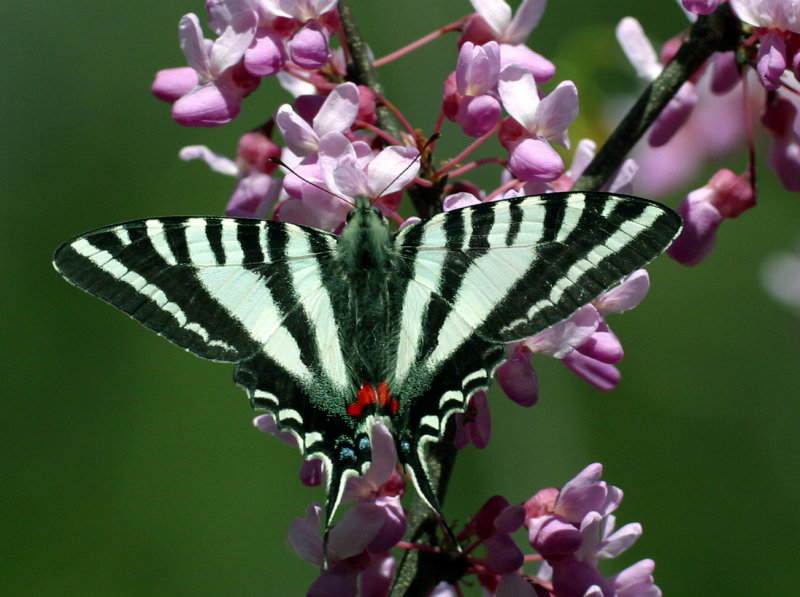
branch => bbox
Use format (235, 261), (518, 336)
(573, 3), (743, 192)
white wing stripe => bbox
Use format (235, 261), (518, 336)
(286, 234), (348, 390)
(194, 266), (313, 384)
(145, 220), (177, 265)
(71, 238), (233, 350)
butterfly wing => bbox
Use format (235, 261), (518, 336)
(54, 216), (366, 526)
(389, 192), (681, 517)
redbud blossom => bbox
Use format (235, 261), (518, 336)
(289, 21), (331, 69)
(244, 27), (287, 76)
(498, 66), (577, 181)
(669, 168), (755, 265)
(454, 391), (492, 449)
(462, 0), (555, 82)
(448, 41), (503, 137)
(168, 12), (261, 126)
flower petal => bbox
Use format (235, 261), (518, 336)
(534, 80), (578, 147)
(506, 0), (547, 44)
(209, 9), (258, 74)
(313, 82), (360, 136)
(498, 63), (540, 129)
(470, 0), (513, 36)
(616, 17), (661, 80)
(366, 146), (420, 197)
(179, 13), (212, 78)
(276, 104), (321, 156)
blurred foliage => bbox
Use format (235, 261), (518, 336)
(2, 1), (799, 595)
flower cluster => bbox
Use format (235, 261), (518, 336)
(428, 464), (659, 597)
(148, 0), (800, 594)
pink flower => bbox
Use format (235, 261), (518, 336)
(276, 82), (360, 157)
(286, 422), (404, 596)
(454, 391), (492, 449)
(263, 0), (339, 22)
(244, 26), (287, 76)
(731, 0), (800, 33)
(498, 65), (577, 181)
(151, 67), (199, 102)
(278, 132), (419, 231)
(668, 168), (756, 265)
(498, 270), (647, 397)
(287, 503), (395, 597)
(445, 42), (503, 137)
(460, 495), (525, 575)
(163, 11), (261, 127)
(523, 464), (659, 597)
(288, 21), (331, 69)
(461, 0), (555, 82)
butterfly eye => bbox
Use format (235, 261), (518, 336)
(346, 209), (356, 222)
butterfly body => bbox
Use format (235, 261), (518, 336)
(53, 191), (682, 536)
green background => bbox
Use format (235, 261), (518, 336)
(3, 1), (799, 595)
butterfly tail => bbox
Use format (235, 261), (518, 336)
(399, 442), (461, 550)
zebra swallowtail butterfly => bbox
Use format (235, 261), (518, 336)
(53, 191), (681, 539)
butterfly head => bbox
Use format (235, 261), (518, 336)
(338, 196), (393, 271)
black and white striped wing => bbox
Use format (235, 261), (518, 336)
(53, 216), (386, 528)
(389, 192), (682, 510)
(53, 215), (355, 427)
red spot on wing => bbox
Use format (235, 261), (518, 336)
(347, 382), (399, 417)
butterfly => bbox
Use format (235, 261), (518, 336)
(53, 191), (681, 541)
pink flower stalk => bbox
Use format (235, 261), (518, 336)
(616, 17), (697, 147)
(498, 65), (578, 182)
(668, 168), (756, 265)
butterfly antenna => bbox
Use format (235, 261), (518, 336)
(269, 157), (357, 208)
(371, 133), (441, 206)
